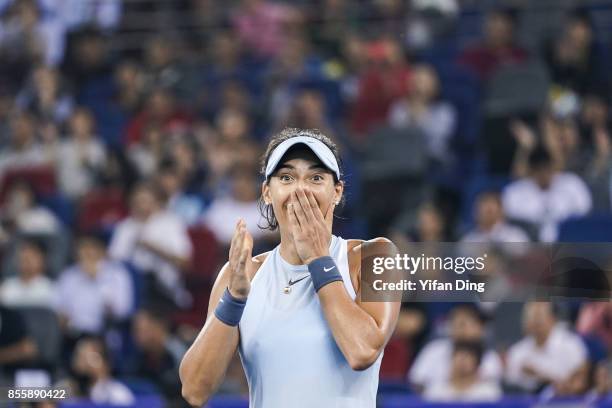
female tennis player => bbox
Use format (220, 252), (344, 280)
(179, 128), (400, 407)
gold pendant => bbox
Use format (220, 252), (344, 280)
(283, 286), (291, 294)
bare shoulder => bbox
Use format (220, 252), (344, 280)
(346, 237), (394, 293)
(246, 251), (271, 281)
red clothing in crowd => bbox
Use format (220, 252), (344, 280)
(350, 64), (412, 138)
(123, 110), (193, 146)
(458, 45), (528, 80)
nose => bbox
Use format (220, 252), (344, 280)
(292, 184), (311, 195)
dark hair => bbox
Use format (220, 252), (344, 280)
(451, 302), (488, 325)
(489, 6), (519, 26)
(19, 237), (46, 256)
(129, 181), (168, 205)
(258, 128), (344, 231)
(528, 145), (554, 171)
(78, 335), (111, 365)
(453, 340), (485, 367)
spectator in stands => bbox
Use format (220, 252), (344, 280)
(0, 181), (60, 237)
(60, 27), (113, 94)
(15, 65), (73, 124)
(403, 0), (459, 52)
(349, 37), (412, 138)
(0, 112), (46, 173)
(0, 0), (66, 67)
(335, 33), (368, 103)
(187, 0), (225, 51)
(156, 161), (204, 226)
(143, 34), (190, 98)
(505, 302), (588, 393)
(56, 107), (106, 198)
(539, 362), (592, 399)
(204, 111), (260, 190)
(203, 164), (274, 247)
(69, 336), (134, 405)
(266, 33), (328, 126)
(197, 31), (255, 118)
(502, 146), (592, 242)
(309, 0), (362, 57)
(362, 0), (407, 38)
(579, 97), (612, 211)
(109, 182), (192, 308)
(55, 235), (133, 335)
(54, 0), (122, 32)
(577, 302), (612, 352)
(458, 7), (528, 80)
(543, 9), (607, 97)
(409, 304), (502, 392)
(277, 89), (335, 137)
(124, 308), (186, 403)
(380, 303), (429, 381)
(388, 64), (456, 162)
(231, 0), (300, 58)
(123, 87), (192, 146)
(0, 306), (38, 381)
(166, 137), (209, 196)
(88, 59), (146, 147)
(128, 124), (165, 179)
(423, 340), (502, 402)
(392, 202), (450, 245)
(113, 60), (145, 114)
(0, 239), (55, 308)
(461, 191), (530, 243)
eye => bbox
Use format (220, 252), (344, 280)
(279, 174), (293, 182)
(311, 174), (325, 182)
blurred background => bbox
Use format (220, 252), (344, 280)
(2, 0), (612, 406)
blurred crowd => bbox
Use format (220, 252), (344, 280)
(1, 0), (612, 406)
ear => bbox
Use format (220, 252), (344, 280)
(333, 181), (344, 206)
(261, 180), (272, 205)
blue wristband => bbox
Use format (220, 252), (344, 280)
(214, 288), (247, 326)
(308, 256), (343, 292)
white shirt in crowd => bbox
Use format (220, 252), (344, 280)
(0, 144), (47, 174)
(409, 338), (503, 387)
(90, 379), (135, 406)
(424, 379), (502, 402)
(54, 260), (133, 333)
(56, 138), (106, 198)
(14, 206), (60, 235)
(461, 221), (530, 243)
(505, 323), (587, 391)
(502, 173), (592, 242)
(388, 100), (456, 161)
(0, 275), (56, 308)
(109, 211), (192, 301)
(202, 196), (268, 245)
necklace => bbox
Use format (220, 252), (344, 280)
(283, 275), (310, 294)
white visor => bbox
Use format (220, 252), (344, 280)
(264, 136), (340, 181)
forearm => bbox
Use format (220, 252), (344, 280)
(317, 282), (386, 370)
(0, 339), (37, 365)
(179, 318), (239, 406)
(141, 241), (189, 270)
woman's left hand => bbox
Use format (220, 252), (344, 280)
(288, 188), (334, 265)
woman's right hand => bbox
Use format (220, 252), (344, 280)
(227, 219), (253, 300)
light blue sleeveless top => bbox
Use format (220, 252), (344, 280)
(238, 235), (382, 408)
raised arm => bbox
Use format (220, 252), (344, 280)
(317, 240), (400, 370)
(288, 189), (400, 370)
(179, 220), (253, 407)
